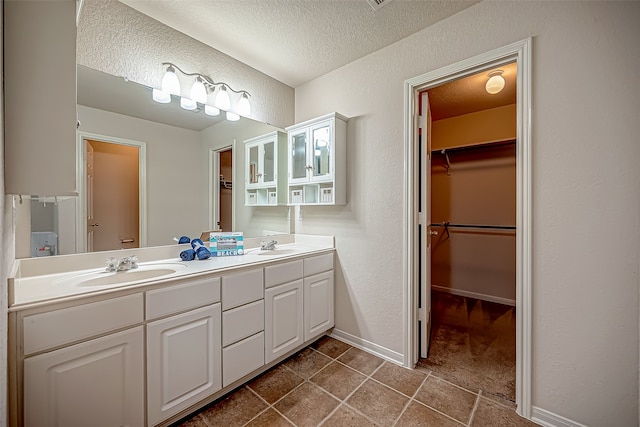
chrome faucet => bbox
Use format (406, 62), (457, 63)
(106, 255), (138, 272)
(260, 240), (278, 251)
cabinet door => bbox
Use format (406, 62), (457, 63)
(23, 327), (144, 427)
(289, 129), (310, 184)
(147, 304), (222, 426)
(265, 280), (304, 363)
(304, 271), (335, 341)
(246, 143), (260, 187)
(310, 120), (333, 182)
(262, 139), (276, 186)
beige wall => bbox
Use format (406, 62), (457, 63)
(0, 1), (8, 418)
(294, 2), (640, 425)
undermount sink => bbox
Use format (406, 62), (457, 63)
(245, 245), (311, 256)
(53, 263), (187, 288)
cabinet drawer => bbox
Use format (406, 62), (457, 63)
(222, 332), (264, 387)
(222, 300), (264, 347)
(222, 269), (263, 310)
(265, 260), (303, 288)
(146, 276), (220, 320)
(23, 294), (143, 355)
(304, 253), (334, 276)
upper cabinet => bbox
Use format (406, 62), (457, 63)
(4, 0), (78, 196)
(244, 131), (288, 206)
(286, 113), (347, 205)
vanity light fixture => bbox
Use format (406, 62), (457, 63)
(153, 62), (252, 120)
(485, 70), (505, 95)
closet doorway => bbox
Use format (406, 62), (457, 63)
(404, 39), (532, 417)
(419, 62), (517, 400)
(210, 147), (233, 232)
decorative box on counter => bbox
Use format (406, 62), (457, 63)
(209, 232), (245, 256)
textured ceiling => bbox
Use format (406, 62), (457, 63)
(118, 0), (478, 88)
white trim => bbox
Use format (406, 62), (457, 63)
(330, 329), (404, 366)
(403, 38), (532, 419)
(531, 406), (588, 427)
(76, 131), (147, 252)
(431, 285), (516, 307)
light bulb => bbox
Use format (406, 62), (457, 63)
(205, 105), (220, 116)
(214, 86), (231, 110)
(191, 77), (208, 104)
(152, 88), (171, 104)
(485, 71), (505, 95)
(226, 111), (240, 121)
(161, 66), (181, 95)
(237, 93), (251, 116)
(180, 97), (197, 110)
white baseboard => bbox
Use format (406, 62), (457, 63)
(329, 329), (404, 366)
(432, 284), (516, 306)
(531, 406), (587, 427)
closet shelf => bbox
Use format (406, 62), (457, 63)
(431, 138), (515, 154)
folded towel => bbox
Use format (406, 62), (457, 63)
(180, 248), (196, 261)
(195, 246), (211, 260)
(173, 236), (191, 244)
(191, 238), (204, 249)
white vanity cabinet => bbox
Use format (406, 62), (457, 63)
(264, 260), (305, 363)
(20, 294), (145, 427)
(4, 0), (77, 195)
(286, 113), (348, 205)
(244, 131), (288, 206)
(146, 277), (222, 426)
(221, 268), (265, 385)
(304, 254), (335, 341)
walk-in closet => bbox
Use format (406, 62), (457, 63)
(418, 63), (517, 401)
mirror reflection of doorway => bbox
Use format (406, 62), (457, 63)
(86, 139), (140, 252)
(217, 148), (233, 232)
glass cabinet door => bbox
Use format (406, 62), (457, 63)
(262, 141), (275, 185)
(291, 131), (308, 181)
(312, 124), (331, 179)
(247, 144), (259, 185)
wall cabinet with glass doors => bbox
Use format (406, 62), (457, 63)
(286, 112), (348, 205)
(244, 131), (288, 206)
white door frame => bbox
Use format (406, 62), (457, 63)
(208, 145), (235, 232)
(403, 38), (532, 417)
(76, 131), (147, 252)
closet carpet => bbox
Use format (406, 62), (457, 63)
(417, 291), (517, 401)
(175, 335), (536, 426)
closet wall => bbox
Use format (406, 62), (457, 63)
(430, 105), (516, 304)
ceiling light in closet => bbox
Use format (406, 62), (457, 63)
(485, 70), (505, 94)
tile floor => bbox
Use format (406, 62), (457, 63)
(174, 336), (538, 427)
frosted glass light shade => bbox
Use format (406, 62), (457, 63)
(161, 68), (181, 95)
(215, 86), (231, 110)
(237, 93), (251, 116)
(226, 111), (240, 121)
(191, 78), (208, 104)
(152, 89), (171, 103)
(485, 71), (505, 94)
(205, 105), (220, 116)
(180, 97), (197, 110)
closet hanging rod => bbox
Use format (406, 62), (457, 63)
(431, 138), (516, 154)
(429, 222), (516, 230)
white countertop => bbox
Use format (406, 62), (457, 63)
(9, 234), (334, 310)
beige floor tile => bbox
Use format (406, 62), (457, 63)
(346, 379), (409, 426)
(198, 386), (267, 427)
(395, 401), (462, 427)
(337, 348), (384, 376)
(247, 365), (304, 404)
(414, 375), (477, 424)
(284, 348), (333, 380)
(312, 336), (352, 359)
(175, 414), (208, 427)
(471, 397), (540, 426)
(320, 404), (377, 426)
(372, 362), (428, 397)
(274, 382), (340, 426)
(245, 408), (294, 427)
(310, 361), (367, 400)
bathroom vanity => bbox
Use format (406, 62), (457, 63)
(7, 234), (335, 427)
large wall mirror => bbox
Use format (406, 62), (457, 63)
(20, 65), (292, 258)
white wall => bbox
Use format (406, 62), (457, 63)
(78, 105), (205, 246)
(76, 0), (294, 129)
(294, 2), (640, 425)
